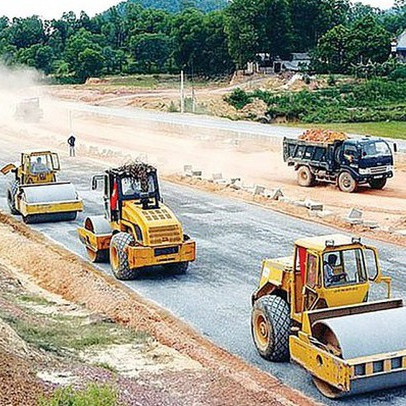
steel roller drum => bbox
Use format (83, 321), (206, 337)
(21, 182), (79, 204)
(312, 306), (406, 397)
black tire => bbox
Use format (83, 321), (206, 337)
(163, 261), (189, 275)
(7, 181), (19, 215)
(297, 166), (314, 187)
(338, 171), (357, 193)
(251, 295), (291, 362)
(87, 248), (109, 263)
(110, 232), (140, 280)
(369, 177), (387, 190)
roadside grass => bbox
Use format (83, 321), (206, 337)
(0, 292), (149, 355)
(87, 74), (228, 90)
(286, 121), (406, 140)
(39, 384), (120, 406)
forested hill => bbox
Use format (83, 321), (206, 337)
(114, 0), (228, 14)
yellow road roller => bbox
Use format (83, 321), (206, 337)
(251, 234), (406, 398)
(77, 161), (196, 280)
(1, 151), (83, 223)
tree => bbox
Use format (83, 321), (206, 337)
(8, 16), (45, 48)
(130, 33), (172, 72)
(312, 15), (391, 73)
(224, 0), (264, 68)
(77, 48), (104, 80)
(16, 44), (54, 73)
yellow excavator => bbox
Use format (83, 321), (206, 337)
(1, 151), (83, 223)
(251, 234), (406, 398)
(77, 161), (196, 280)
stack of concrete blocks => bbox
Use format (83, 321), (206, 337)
(211, 173), (230, 185)
(183, 165), (202, 179)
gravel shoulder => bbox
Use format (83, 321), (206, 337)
(0, 212), (316, 406)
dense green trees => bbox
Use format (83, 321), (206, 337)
(0, 0), (403, 81)
(312, 16), (392, 73)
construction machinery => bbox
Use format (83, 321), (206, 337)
(251, 234), (406, 398)
(1, 151), (83, 223)
(77, 161), (196, 280)
(15, 98), (43, 123)
(283, 133), (395, 192)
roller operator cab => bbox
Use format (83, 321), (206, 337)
(251, 234), (406, 398)
(1, 151), (83, 223)
(77, 162), (196, 280)
(283, 137), (395, 192)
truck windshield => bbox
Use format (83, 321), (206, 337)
(362, 141), (391, 158)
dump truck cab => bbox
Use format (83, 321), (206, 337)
(251, 235), (404, 398)
(78, 162), (196, 280)
(1, 151), (83, 223)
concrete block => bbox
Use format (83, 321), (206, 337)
(304, 198), (323, 211)
(253, 185), (266, 196)
(363, 221), (379, 229)
(279, 196), (292, 204)
(230, 178), (243, 190)
(395, 229), (406, 236)
(312, 210), (334, 218)
(211, 173), (229, 185)
(348, 208), (363, 220)
(184, 165), (193, 176)
(267, 188), (284, 200)
(191, 170), (202, 178)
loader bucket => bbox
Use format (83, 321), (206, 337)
(311, 305), (406, 398)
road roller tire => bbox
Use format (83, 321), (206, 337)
(87, 248), (109, 263)
(163, 261), (189, 275)
(369, 177), (387, 190)
(312, 377), (344, 399)
(297, 166), (315, 187)
(251, 295), (290, 362)
(7, 181), (19, 215)
(338, 171), (357, 193)
(110, 232), (140, 280)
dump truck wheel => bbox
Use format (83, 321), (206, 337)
(251, 295), (290, 361)
(7, 181), (19, 215)
(110, 232), (140, 280)
(338, 171), (357, 193)
(297, 166), (314, 187)
(369, 178), (387, 190)
(163, 261), (189, 274)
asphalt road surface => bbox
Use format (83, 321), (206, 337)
(0, 141), (405, 405)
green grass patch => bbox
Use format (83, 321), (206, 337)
(225, 79), (406, 125)
(18, 294), (52, 306)
(0, 309), (148, 355)
(287, 121), (406, 140)
(39, 383), (120, 406)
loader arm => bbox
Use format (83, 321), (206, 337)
(1, 163), (17, 175)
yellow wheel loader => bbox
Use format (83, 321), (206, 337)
(1, 151), (84, 223)
(251, 234), (406, 398)
(77, 162), (196, 280)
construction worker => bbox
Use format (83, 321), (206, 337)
(67, 133), (76, 157)
(31, 157), (49, 174)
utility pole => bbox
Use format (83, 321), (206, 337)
(191, 60), (196, 114)
(180, 70), (185, 114)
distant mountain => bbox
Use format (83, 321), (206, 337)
(115, 0), (228, 14)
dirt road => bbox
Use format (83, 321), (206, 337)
(10, 89), (406, 242)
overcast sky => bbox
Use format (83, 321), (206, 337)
(0, 0), (397, 20)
